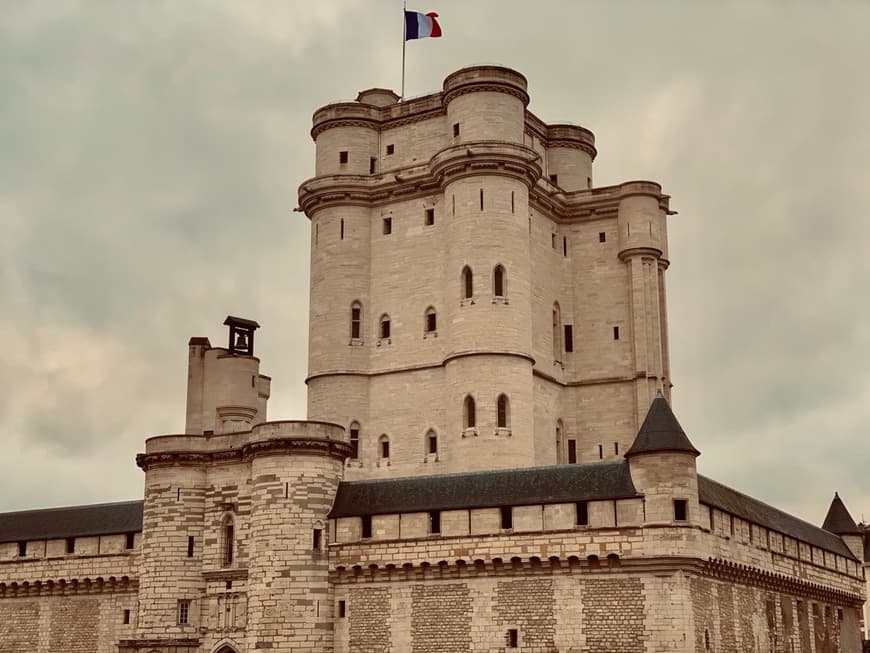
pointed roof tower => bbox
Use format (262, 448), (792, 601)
(821, 492), (861, 535)
(625, 392), (700, 457)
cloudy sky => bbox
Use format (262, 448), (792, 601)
(1, 1), (868, 528)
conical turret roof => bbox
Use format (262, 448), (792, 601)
(821, 493), (861, 535)
(625, 392), (700, 457)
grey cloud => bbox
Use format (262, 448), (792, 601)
(1, 1), (868, 526)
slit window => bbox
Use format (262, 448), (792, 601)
(386, 144), (394, 155)
(500, 506), (513, 530)
(614, 442), (619, 455)
(17, 541), (26, 557)
(425, 208), (435, 226)
(123, 609), (130, 625)
(551, 233), (557, 249)
(382, 217), (392, 235)
(313, 528), (322, 550)
(187, 536), (194, 558)
(361, 515), (372, 539)
(339, 151), (348, 164)
(379, 316), (390, 339)
(479, 188), (484, 210)
(576, 501), (589, 526)
(563, 236), (567, 256)
(493, 265), (506, 297)
(564, 325), (573, 352)
(552, 303), (562, 360)
(340, 218), (344, 240)
(369, 157), (376, 174)
(598, 444), (603, 459)
(351, 303), (362, 339)
(496, 394), (509, 429)
(462, 266), (473, 299)
(613, 326), (620, 340)
(511, 191), (515, 213)
(567, 439), (577, 464)
(453, 122), (460, 137)
(464, 395), (476, 429)
(223, 521), (234, 566)
(429, 510), (441, 535)
(674, 499), (688, 522)
(349, 422), (360, 459)
(125, 532), (135, 550)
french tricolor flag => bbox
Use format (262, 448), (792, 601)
(404, 10), (442, 40)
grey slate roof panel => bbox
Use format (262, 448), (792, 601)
(698, 476), (855, 560)
(0, 500), (143, 543)
(329, 461), (640, 518)
(625, 393), (700, 457)
(821, 493), (862, 535)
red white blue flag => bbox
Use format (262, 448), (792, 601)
(404, 11), (442, 40)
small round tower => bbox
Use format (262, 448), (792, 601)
(545, 124), (597, 191)
(245, 421), (349, 652)
(625, 392), (700, 527)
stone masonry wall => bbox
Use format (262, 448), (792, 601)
(0, 591), (137, 653)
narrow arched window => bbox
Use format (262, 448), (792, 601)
(462, 266), (473, 300)
(349, 421), (360, 459)
(496, 394), (510, 428)
(426, 430), (438, 455)
(556, 419), (564, 464)
(464, 395), (476, 429)
(222, 515), (234, 567)
(350, 302), (362, 340)
(379, 314), (391, 339)
(493, 265), (506, 297)
(379, 434), (390, 459)
(424, 307), (437, 333)
(552, 302), (562, 361)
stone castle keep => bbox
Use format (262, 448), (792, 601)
(0, 65), (867, 652)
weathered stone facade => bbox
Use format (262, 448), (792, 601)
(0, 65), (866, 653)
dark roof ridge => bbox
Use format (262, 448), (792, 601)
(0, 498), (143, 517)
(698, 475), (856, 561)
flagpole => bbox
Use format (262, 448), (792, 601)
(401, 0), (407, 99)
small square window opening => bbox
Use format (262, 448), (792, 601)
(599, 232), (606, 243)
(123, 609), (130, 625)
(339, 151), (348, 164)
(386, 144), (395, 155)
(613, 326), (620, 340)
(674, 499), (688, 522)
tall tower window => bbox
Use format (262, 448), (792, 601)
(426, 430), (438, 454)
(349, 421), (360, 459)
(370, 157), (376, 174)
(350, 302), (362, 340)
(493, 265), (506, 297)
(222, 516), (234, 567)
(340, 218), (344, 240)
(382, 217), (392, 235)
(564, 325), (574, 352)
(463, 395), (476, 429)
(425, 208), (435, 226)
(379, 435), (390, 459)
(424, 307), (437, 333)
(552, 303), (562, 362)
(379, 315), (391, 339)
(556, 420), (564, 464)
(462, 266), (473, 300)
(496, 394), (510, 429)
(567, 439), (577, 464)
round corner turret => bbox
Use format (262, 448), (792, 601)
(442, 65), (529, 144)
(545, 124), (597, 192)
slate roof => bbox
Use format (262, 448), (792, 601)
(821, 493), (862, 535)
(329, 461), (640, 518)
(0, 500), (143, 543)
(625, 392), (700, 457)
(698, 476), (856, 560)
